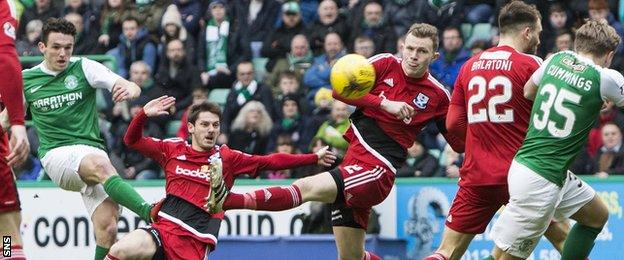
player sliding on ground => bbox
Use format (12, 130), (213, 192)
(426, 2), (574, 259)
(105, 96), (336, 260)
(207, 23), (465, 260)
(22, 18), (154, 260)
(491, 19), (620, 260)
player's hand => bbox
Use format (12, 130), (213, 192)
(315, 146), (337, 167)
(143, 96), (176, 117)
(380, 99), (414, 120)
(112, 83), (141, 102)
(6, 125), (30, 167)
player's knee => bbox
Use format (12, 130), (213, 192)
(82, 155), (115, 183)
(108, 242), (128, 259)
(338, 248), (364, 260)
(94, 218), (118, 245)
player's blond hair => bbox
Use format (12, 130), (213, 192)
(498, 1), (541, 35)
(575, 19), (621, 56)
(406, 23), (439, 51)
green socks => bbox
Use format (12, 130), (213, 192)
(561, 223), (602, 260)
(103, 175), (151, 221)
(482, 256), (494, 260)
(94, 245), (109, 260)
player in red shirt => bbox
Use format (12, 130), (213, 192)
(0, 0), (31, 259)
(104, 96), (336, 260)
(425, 2), (570, 260)
(206, 23), (465, 260)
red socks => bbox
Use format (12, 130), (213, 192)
(104, 254), (120, 260)
(223, 186), (302, 211)
(364, 251), (381, 260)
(0, 245), (26, 260)
(424, 253), (447, 260)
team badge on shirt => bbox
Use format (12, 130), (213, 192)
(3, 22), (15, 40)
(64, 75), (78, 90)
(413, 93), (430, 109)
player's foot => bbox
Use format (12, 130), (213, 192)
(205, 156), (228, 214)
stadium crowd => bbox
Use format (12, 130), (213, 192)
(12, 0), (624, 180)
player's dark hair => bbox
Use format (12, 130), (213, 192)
(188, 101), (222, 124)
(41, 18), (76, 44)
(406, 23), (439, 51)
(498, 1), (541, 35)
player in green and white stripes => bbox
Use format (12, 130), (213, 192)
(22, 18), (153, 260)
(492, 20), (622, 260)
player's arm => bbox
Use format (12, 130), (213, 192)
(124, 96), (177, 162)
(525, 56), (549, 101)
(600, 69), (624, 107)
(446, 75), (467, 141)
(230, 146), (336, 178)
(438, 92), (465, 153)
(81, 57), (141, 102)
(0, 35), (30, 166)
(524, 79), (539, 101)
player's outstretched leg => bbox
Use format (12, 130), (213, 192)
(561, 195), (608, 260)
(79, 154), (152, 221)
(91, 199), (120, 260)
(424, 227), (475, 260)
(334, 226), (367, 260)
(207, 171), (338, 212)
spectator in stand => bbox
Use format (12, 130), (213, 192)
(412, 0), (463, 35)
(134, 0), (168, 37)
(229, 0), (280, 62)
(177, 88), (209, 141)
(18, 0), (61, 40)
(350, 1), (396, 54)
(274, 71), (310, 117)
(174, 0), (202, 38)
(221, 61), (275, 139)
(588, 0), (624, 70)
(312, 100), (350, 156)
(129, 61), (155, 104)
(308, 87), (334, 132)
(62, 0), (99, 37)
(545, 30), (574, 58)
(111, 102), (162, 180)
(395, 35), (405, 58)
(469, 40), (490, 56)
(383, 0), (419, 37)
(109, 16), (157, 78)
(64, 12), (100, 55)
(228, 101), (273, 155)
(261, 1), (306, 72)
(265, 34), (313, 92)
(15, 20), (42, 57)
(306, 0), (349, 55)
(303, 32), (346, 102)
(159, 4), (195, 63)
(268, 94), (310, 153)
(198, 0), (235, 90)
(594, 123), (624, 178)
(97, 0), (133, 51)
(397, 139), (439, 177)
(153, 39), (201, 118)
(353, 35), (375, 58)
(587, 102), (624, 157)
(430, 26), (470, 91)
(539, 3), (572, 58)
(463, 0), (494, 24)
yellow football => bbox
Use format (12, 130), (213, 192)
(330, 54), (376, 100)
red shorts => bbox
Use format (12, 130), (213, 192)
(0, 132), (20, 213)
(445, 184), (509, 234)
(151, 220), (213, 260)
(329, 142), (395, 230)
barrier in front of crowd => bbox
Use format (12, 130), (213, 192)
(15, 176), (623, 259)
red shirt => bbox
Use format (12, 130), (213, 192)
(449, 45), (541, 186)
(0, 0), (25, 126)
(124, 110), (318, 241)
(334, 53), (458, 150)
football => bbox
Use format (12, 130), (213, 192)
(330, 54), (376, 100)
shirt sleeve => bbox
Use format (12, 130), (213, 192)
(530, 55), (553, 85)
(124, 109), (181, 165)
(600, 68), (624, 107)
(81, 58), (122, 91)
(226, 147), (318, 178)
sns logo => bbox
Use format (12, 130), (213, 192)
(175, 165), (210, 182)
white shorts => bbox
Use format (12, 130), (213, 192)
(491, 160), (596, 259)
(41, 144), (110, 217)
